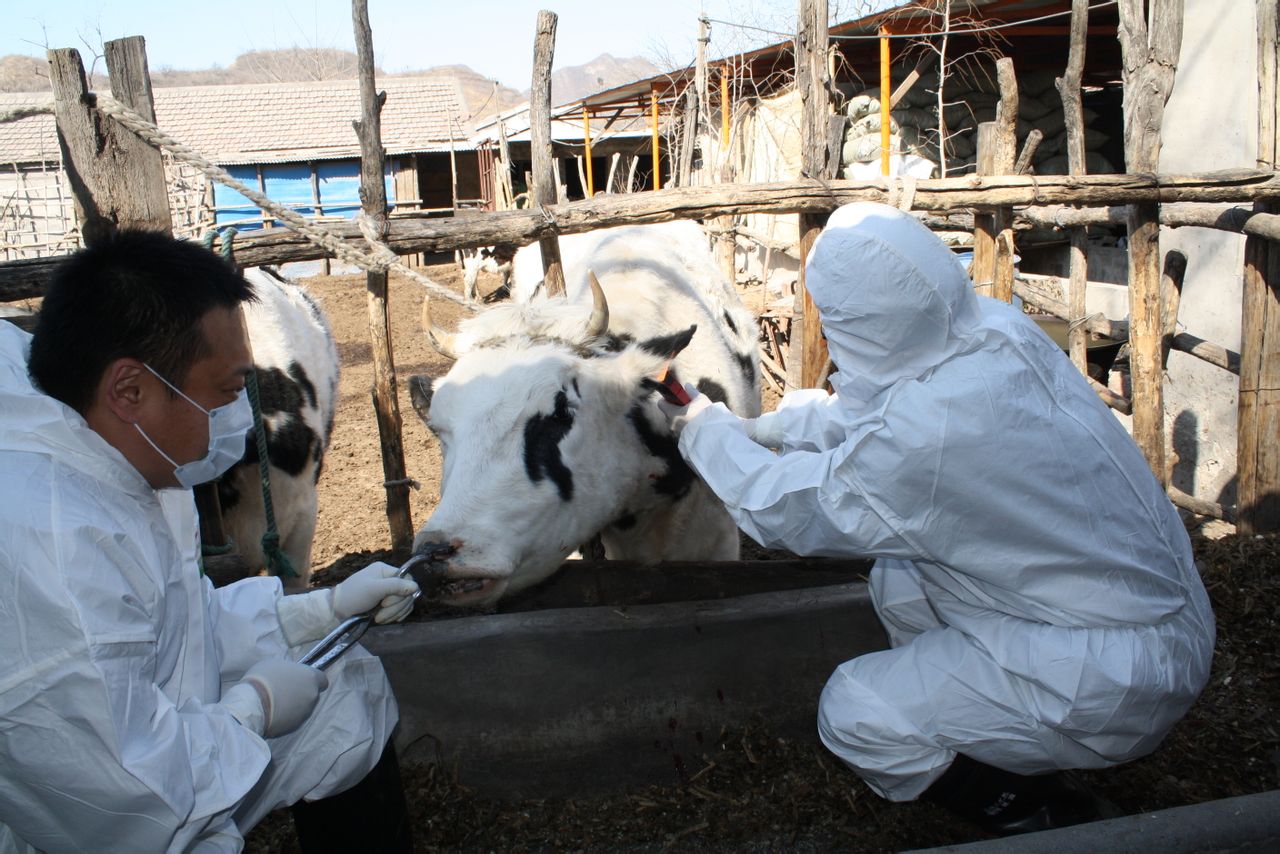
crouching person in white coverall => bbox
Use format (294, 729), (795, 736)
(0, 230), (421, 853)
(661, 203), (1215, 836)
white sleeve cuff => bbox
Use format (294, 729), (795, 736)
(276, 588), (338, 648)
(751, 411), (786, 449)
(219, 681), (266, 737)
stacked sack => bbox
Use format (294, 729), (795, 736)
(840, 88), (940, 179)
(838, 66), (1117, 179)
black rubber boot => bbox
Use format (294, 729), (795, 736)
(922, 753), (1122, 836)
(290, 740), (413, 853)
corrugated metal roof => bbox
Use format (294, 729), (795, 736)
(0, 76), (474, 166)
(574, 0), (1118, 111)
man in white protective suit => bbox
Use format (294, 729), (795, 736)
(0, 230), (421, 852)
(660, 202), (1215, 836)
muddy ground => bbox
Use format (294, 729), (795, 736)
(242, 262), (1278, 852)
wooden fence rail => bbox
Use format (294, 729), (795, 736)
(4, 169), (1279, 300)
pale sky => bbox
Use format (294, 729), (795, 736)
(0, 1), (890, 90)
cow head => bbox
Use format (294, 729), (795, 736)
(409, 272), (696, 607)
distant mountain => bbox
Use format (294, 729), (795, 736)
(392, 64), (524, 121)
(0, 49), (662, 121)
(540, 54), (662, 104)
(0, 54), (54, 92)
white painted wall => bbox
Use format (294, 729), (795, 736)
(1157, 0), (1258, 511)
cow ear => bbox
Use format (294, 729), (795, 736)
(637, 324), (697, 359)
(408, 375), (434, 423)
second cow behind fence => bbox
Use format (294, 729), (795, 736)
(213, 266), (339, 591)
(407, 221), (762, 608)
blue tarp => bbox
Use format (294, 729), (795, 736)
(213, 161), (395, 230)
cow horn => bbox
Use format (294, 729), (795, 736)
(421, 297), (458, 360)
(584, 270), (610, 340)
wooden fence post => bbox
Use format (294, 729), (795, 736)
(352, 0), (414, 552)
(971, 123), (997, 297)
(1239, 0), (1280, 532)
(49, 37), (172, 244)
(991, 58), (1018, 304)
(1056, 0), (1092, 375)
(531, 10), (566, 297)
(796, 0), (832, 390)
(1118, 0), (1183, 486)
(972, 61), (1018, 303)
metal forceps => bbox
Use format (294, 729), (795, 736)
(300, 545), (454, 670)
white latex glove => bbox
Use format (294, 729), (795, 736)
(332, 561), (420, 624)
(225, 658), (329, 738)
(656, 383), (716, 434)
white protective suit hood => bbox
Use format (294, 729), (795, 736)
(806, 203), (986, 405)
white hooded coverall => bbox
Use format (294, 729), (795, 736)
(0, 322), (397, 852)
(677, 203), (1215, 802)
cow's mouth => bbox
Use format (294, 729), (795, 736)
(435, 575), (502, 605)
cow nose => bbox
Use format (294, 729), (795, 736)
(415, 541), (457, 562)
(403, 540), (458, 597)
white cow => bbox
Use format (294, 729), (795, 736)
(215, 267), (339, 590)
(409, 221), (761, 607)
(457, 244), (515, 302)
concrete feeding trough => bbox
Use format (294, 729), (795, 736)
(362, 559), (885, 798)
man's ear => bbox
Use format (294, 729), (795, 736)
(99, 358), (148, 423)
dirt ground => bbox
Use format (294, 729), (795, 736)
(242, 262), (1279, 852)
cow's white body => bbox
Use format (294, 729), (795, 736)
(457, 245), (514, 302)
(217, 267), (339, 590)
(410, 222), (760, 606)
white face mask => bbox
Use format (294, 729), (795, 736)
(134, 364), (254, 488)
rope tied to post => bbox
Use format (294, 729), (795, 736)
(537, 204), (559, 231)
(1069, 312), (1105, 334)
(894, 176), (917, 212)
(355, 211), (399, 272)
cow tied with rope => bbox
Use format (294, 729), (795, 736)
(213, 266), (339, 590)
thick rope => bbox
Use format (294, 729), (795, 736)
(1, 103), (54, 123)
(243, 368), (297, 579)
(91, 94), (480, 313)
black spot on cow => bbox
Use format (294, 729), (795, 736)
(639, 325), (697, 359)
(287, 362), (318, 410)
(696, 379), (729, 405)
(602, 332), (635, 353)
(216, 364), (321, 509)
(733, 351), (756, 387)
(627, 404), (694, 499)
(611, 512), (637, 530)
(523, 390), (575, 501)
(722, 311), (738, 336)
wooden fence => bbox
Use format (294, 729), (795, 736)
(1, 0), (1276, 542)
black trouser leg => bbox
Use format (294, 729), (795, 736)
(922, 753), (1121, 836)
(290, 739), (412, 853)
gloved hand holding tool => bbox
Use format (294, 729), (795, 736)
(221, 658), (329, 738)
(300, 547), (453, 671)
